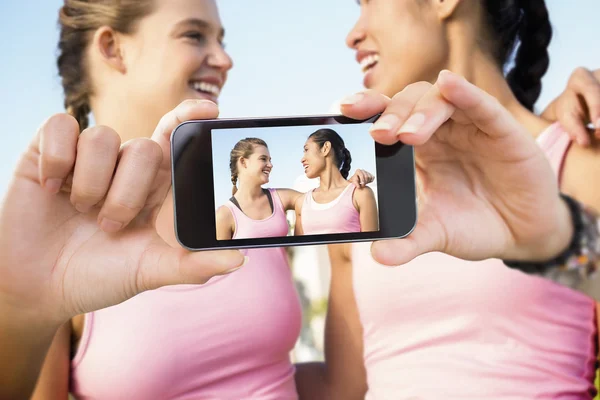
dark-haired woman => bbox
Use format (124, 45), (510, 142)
(294, 128), (378, 235)
(295, 1), (600, 398)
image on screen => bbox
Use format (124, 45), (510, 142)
(211, 123), (379, 240)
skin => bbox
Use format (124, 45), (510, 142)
(217, 143), (376, 240)
(216, 144), (276, 240)
(0, 1), (597, 398)
(30, 0), (234, 397)
(29, 0), (373, 394)
(294, 138), (378, 235)
(297, 0), (600, 398)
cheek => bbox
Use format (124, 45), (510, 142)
(376, 21), (448, 95)
(131, 44), (203, 101)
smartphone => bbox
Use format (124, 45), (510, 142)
(170, 114), (417, 251)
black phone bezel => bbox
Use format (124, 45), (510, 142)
(171, 114), (417, 251)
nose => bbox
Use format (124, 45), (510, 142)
(208, 43), (234, 72)
(267, 161), (273, 169)
(345, 15), (366, 50)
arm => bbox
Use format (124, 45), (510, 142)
(30, 321), (72, 399)
(353, 187), (379, 232)
(294, 195), (305, 236)
(294, 244), (368, 400)
(347, 169), (375, 189)
(561, 141), (600, 214)
(276, 189), (303, 211)
(541, 67), (600, 146)
(216, 206), (234, 240)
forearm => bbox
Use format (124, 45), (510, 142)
(0, 298), (60, 399)
(294, 362), (329, 400)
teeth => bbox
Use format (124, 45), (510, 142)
(191, 81), (221, 96)
(360, 54), (380, 73)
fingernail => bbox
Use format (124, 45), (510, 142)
(369, 114), (400, 133)
(195, 99), (216, 106)
(100, 218), (123, 233)
(340, 93), (365, 105)
(398, 113), (426, 135)
(45, 178), (62, 194)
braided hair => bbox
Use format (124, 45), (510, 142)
(57, 0), (155, 130)
(482, 0), (553, 110)
(229, 138), (269, 195)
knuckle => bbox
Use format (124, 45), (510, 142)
(42, 152), (73, 170)
(573, 66), (591, 77)
(79, 126), (121, 149)
(402, 81), (432, 93)
(570, 67), (591, 85)
(103, 198), (144, 217)
(43, 113), (80, 134)
(124, 138), (163, 164)
(71, 186), (105, 205)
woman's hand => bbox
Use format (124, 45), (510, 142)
(340, 70), (573, 266)
(542, 67), (600, 146)
(348, 169), (375, 188)
(0, 99), (246, 328)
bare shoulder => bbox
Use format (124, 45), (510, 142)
(562, 139), (600, 213)
(354, 185), (375, 197)
(353, 185), (375, 203)
(216, 205), (233, 222)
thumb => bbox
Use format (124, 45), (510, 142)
(370, 217), (445, 266)
(136, 244), (247, 291)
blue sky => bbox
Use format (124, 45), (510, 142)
(212, 123), (376, 207)
(1, 1), (599, 193)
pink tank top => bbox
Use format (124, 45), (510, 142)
(301, 184), (361, 234)
(70, 189), (302, 399)
(352, 123), (598, 399)
(226, 189), (290, 239)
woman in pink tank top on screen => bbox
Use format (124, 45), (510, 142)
(216, 138), (291, 241)
(294, 128), (379, 236)
(294, 1), (600, 399)
(216, 137), (376, 241)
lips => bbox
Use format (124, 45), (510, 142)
(188, 76), (224, 102)
(356, 50), (380, 73)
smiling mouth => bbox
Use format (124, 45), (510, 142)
(189, 81), (221, 97)
(360, 54), (380, 74)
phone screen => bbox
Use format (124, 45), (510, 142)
(171, 115), (416, 251)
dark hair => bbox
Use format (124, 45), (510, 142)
(229, 138), (268, 195)
(482, 0), (553, 111)
(308, 128), (352, 179)
(57, 0), (156, 130)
